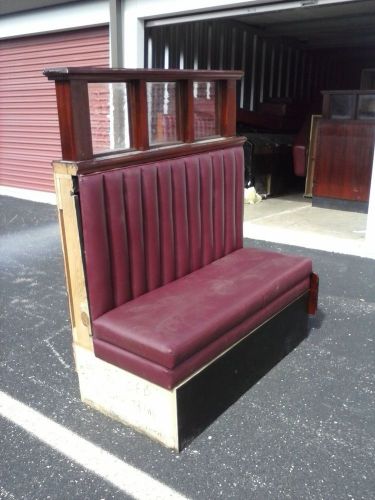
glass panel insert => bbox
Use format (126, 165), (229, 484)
(88, 82), (130, 154)
(147, 82), (177, 145)
(329, 94), (356, 120)
(358, 94), (375, 120)
(193, 81), (217, 139)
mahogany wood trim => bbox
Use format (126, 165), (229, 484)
(128, 79), (149, 150)
(55, 80), (93, 161)
(44, 67), (244, 82)
(55, 81), (75, 160)
(75, 136), (246, 175)
(219, 79), (237, 137)
(47, 68), (244, 162)
(177, 80), (195, 143)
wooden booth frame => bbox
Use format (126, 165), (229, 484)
(45, 67), (317, 450)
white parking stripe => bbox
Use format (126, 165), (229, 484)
(0, 390), (188, 500)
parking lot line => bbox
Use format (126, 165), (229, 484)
(0, 390), (188, 500)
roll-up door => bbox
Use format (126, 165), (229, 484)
(0, 26), (109, 192)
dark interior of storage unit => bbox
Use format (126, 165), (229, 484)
(145, 0), (375, 210)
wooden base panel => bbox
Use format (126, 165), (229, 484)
(73, 294), (309, 452)
(177, 293), (308, 449)
(74, 344), (179, 449)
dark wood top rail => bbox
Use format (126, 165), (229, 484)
(71, 137), (246, 175)
(44, 67), (244, 165)
(44, 67), (244, 82)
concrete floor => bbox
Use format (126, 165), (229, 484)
(243, 193), (373, 259)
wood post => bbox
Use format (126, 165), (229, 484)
(53, 161), (93, 351)
(128, 79), (149, 150)
(218, 79), (237, 137)
(54, 80), (93, 161)
(177, 80), (195, 143)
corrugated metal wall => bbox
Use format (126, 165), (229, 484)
(0, 26), (109, 192)
(145, 20), (343, 112)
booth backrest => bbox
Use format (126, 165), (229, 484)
(79, 146), (244, 320)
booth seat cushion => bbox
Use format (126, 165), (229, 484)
(94, 276), (310, 389)
(93, 248), (312, 378)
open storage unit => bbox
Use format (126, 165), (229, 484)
(145, 0), (375, 210)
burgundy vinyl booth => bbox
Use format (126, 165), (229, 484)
(79, 146), (313, 389)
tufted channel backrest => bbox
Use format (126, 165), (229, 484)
(79, 146), (244, 320)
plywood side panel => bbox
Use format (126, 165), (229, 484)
(54, 164), (92, 350)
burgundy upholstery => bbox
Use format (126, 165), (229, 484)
(94, 275), (310, 389)
(79, 147), (244, 320)
(78, 145), (313, 390)
(94, 248), (311, 369)
(93, 248), (311, 388)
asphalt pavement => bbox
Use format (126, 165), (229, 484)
(0, 195), (374, 500)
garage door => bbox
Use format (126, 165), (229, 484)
(0, 26), (109, 192)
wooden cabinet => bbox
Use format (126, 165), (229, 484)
(313, 91), (375, 212)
